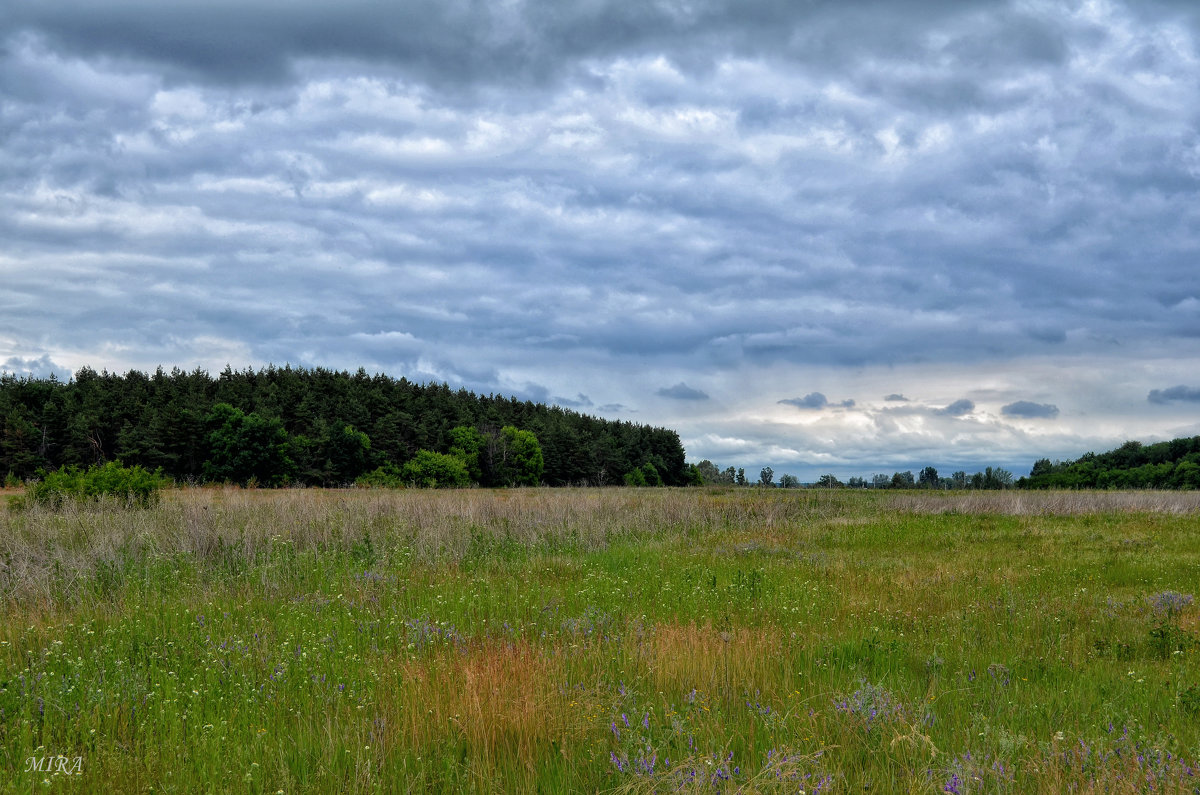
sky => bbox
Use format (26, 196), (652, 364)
(3, 0), (1200, 481)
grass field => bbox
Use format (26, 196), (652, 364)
(1, 487), (1198, 792)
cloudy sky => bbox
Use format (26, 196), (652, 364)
(3, 0), (1200, 480)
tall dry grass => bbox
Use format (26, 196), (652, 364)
(0, 486), (848, 605)
(386, 640), (580, 762)
(889, 489), (1200, 515)
(3, 485), (1197, 606)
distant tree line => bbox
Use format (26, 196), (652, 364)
(692, 460), (1016, 490)
(0, 366), (688, 487)
(1018, 437), (1200, 490)
(695, 435), (1200, 492)
(693, 460), (748, 486)
(837, 467), (1016, 490)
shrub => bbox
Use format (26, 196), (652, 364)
(624, 463), (662, 487)
(355, 464), (405, 488)
(402, 450), (471, 488)
(13, 462), (169, 510)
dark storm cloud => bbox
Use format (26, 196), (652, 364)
(936, 400), (975, 417)
(1001, 401), (1060, 419)
(1148, 386), (1200, 404)
(778, 392), (853, 410)
(3, 0), (1010, 90)
(779, 393), (828, 410)
(657, 383), (709, 401)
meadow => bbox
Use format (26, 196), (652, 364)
(1, 487), (1198, 793)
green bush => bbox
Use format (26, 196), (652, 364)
(402, 450), (471, 488)
(14, 462), (170, 510)
(623, 462), (662, 487)
(355, 464), (405, 488)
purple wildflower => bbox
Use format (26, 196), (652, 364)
(1149, 591), (1194, 617)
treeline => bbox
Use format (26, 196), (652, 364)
(694, 461), (1017, 490)
(815, 467), (1016, 490)
(1019, 437), (1200, 490)
(0, 366), (688, 487)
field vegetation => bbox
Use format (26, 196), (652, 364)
(1, 487), (1198, 792)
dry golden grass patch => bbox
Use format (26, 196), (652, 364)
(638, 623), (793, 698)
(383, 640), (581, 766)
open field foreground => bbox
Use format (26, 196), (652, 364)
(1, 488), (1198, 793)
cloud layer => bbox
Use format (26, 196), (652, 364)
(1001, 401), (1060, 419)
(1148, 386), (1200, 404)
(658, 383), (710, 401)
(3, 0), (1199, 478)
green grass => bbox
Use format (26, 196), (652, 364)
(1, 487), (1198, 792)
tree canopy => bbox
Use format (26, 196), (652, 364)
(0, 366), (689, 487)
(1020, 436), (1200, 490)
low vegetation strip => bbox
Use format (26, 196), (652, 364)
(889, 489), (1200, 515)
(1, 488), (1197, 792)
